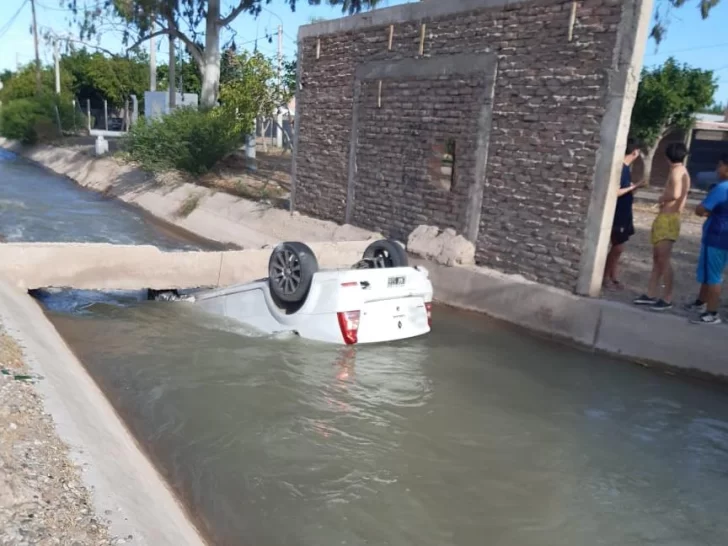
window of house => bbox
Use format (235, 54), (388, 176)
(430, 138), (456, 191)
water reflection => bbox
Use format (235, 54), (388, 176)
(39, 292), (728, 546)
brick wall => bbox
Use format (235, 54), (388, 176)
(294, 0), (624, 290)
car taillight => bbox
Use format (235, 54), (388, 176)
(425, 302), (432, 327)
(337, 311), (360, 345)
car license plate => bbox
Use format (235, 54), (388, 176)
(387, 276), (406, 288)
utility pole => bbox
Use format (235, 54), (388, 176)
(30, 0), (41, 94)
(277, 25), (282, 92)
(149, 21), (156, 91)
(275, 24), (283, 148)
(54, 40), (60, 95)
(168, 27), (176, 110)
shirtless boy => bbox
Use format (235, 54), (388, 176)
(633, 142), (691, 311)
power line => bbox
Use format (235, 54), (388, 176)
(645, 41), (728, 57)
(0, 0), (29, 40)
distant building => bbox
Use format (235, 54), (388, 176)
(634, 110), (728, 190)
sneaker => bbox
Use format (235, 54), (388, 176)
(684, 299), (707, 313)
(650, 299), (673, 312)
(633, 294), (658, 306)
(690, 312), (722, 325)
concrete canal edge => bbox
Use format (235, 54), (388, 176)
(415, 258), (728, 379)
(0, 278), (208, 546)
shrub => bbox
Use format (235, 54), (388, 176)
(0, 94), (85, 144)
(0, 99), (49, 144)
(125, 107), (243, 174)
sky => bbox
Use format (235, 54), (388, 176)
(0, 0), (726, 103)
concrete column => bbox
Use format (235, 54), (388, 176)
(576, 0), (654, 297)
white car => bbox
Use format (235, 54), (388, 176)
(175, 240), (433, 345)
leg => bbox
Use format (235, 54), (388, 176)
(604, 243), (623, 284)
(646, 244), (664, 299)
(658, 241), (675, 302)
(608, 243), (624, 282)
(691, 246), (726, 324)
(705, 284), (722, 313)
(698, 283), (709, 304)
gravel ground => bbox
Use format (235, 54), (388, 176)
(602, 203), (728, 320)
(0, 326), (118, 546)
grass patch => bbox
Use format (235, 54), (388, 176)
(177, 194), (202, 218)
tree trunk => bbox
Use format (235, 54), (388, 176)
(200, 0), (222, 109)
(641, 145), (657, 187)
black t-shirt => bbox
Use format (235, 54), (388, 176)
(613, 164), (632, 227)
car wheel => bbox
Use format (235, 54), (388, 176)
(363, 239), (408, 268)
(268, 242), (319, 304)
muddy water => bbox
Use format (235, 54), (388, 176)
(41, 292), (728, 546)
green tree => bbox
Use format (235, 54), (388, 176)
(69, 0), (383, 109)
(0, 64), (74, 101)
(0, 70), (13, 85)
(630, 58), (717, 183)
(157, 60), (202, 95)
(219, 50), (277, 133)
(60, 48), (150, 109)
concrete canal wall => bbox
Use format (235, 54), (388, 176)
(0, 241), (372, 290)
(0, 277), (207, 546)
(416, 259), (728, 380)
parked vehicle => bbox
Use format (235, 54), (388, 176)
(171, 240), (433, 345)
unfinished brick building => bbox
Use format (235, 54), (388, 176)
(292, 0), (651, 295)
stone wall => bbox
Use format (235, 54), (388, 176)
(294, 0), (627, 290)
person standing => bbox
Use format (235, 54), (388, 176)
(603, 138), (644, 290)
(685, 154), (728, 325)
(633, 142), (691, 311)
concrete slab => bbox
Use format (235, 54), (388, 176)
(595, 301), (728, 377)
(0, 241), (373, 291)
(0, 277), (206, 546)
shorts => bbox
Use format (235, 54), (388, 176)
(611, 222), (634, 246)
(650, 213), (681, 246)
(696, 244), (728, 285)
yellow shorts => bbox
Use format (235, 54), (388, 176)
(650, 213), (681, 245)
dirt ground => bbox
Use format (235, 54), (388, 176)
(0, 326), (119, 546)
(602, 202), (728, 318)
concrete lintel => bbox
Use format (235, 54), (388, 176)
(576, 0), (653, 296)
(299, 0), (519, 40)
(355, 53), (497, 81)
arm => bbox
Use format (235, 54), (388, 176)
(616, 179), (645, 197)
(695, 204), (710, 217)
(696, 184), (724, 217)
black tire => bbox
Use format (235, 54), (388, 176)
(363, 239), (408, 268)
(268, 242), (319, 304)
